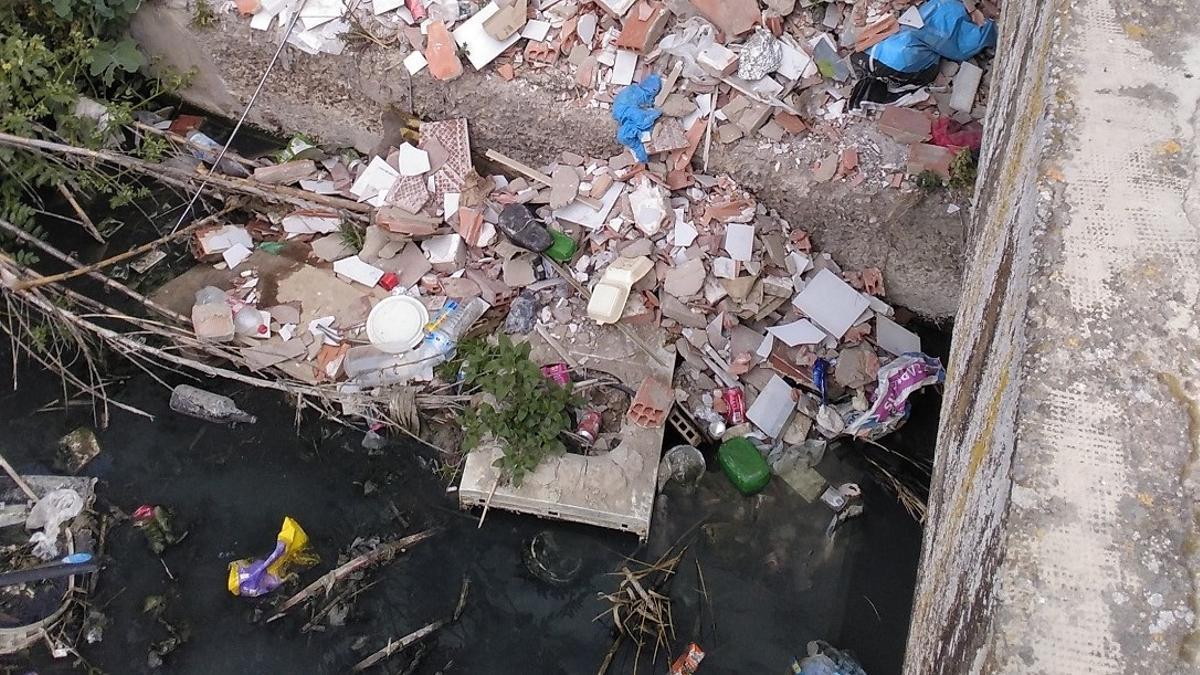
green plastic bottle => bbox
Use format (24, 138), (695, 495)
(718, 437), (771, 495)
(544, 229), (578, 263)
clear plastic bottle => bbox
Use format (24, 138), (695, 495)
(194, 286), (227, 305)
(233, 306), (268, 337)
(425, 297), (490, 356)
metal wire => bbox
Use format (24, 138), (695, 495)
(169, 0), (311, 233)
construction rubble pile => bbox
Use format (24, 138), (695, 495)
(229, 0), (997, 183)
(169, 88), (944, 500)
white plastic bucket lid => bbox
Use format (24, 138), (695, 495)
(366, 295), (429, 353)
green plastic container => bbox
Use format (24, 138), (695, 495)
(718, 437), (771, 495)
(544, 229), (578, 263)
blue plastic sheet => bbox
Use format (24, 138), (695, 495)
(866, 0), (996, 73)
(611, 74), (663, 164)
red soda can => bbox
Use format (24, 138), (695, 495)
(722, 387), (746, 425)
(541, 363), (570, 386)
(577, 410), (601, 444)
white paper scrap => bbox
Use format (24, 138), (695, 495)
(672, 209), (698, 247)
(397, 143), (431, 176)
(611, 49), (638, 86)
(373, 0), (404, 14)
(222, 243), (253, 270)
(282, 213), (340, 235)
(454, 2), (523, 70)
(350, 156), (400, 207)
(746, 375), (795, 438)
(724, 223), (755, 261)
(403, 50), (428, 75)
(899, 6), (925, 28)
(333, 256), (385, 288)
(792, 268), (870, 339)
(521, 19), (552, 41)
(199, 225), (253, 254)
(554, 181), (624, 229)
(766, 318), (827, 347)
(876, 315), (922, 356)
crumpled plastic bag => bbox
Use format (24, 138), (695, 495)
(793, 640), (867, 675)
(844, 353), (945, 437)
(612, 74), (663, 164)
(656, 16), (720, 84)
(25, 489), (84, 560)
(227, 517), (318, 597)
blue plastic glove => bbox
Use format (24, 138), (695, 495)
(611, 74), (663, 163)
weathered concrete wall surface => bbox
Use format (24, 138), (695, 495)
(905, 0), (1200, 670)
(129, 1), (966, 319)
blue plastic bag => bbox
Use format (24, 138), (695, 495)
(611, 74), (663, 164)
(867, 0), (996, 73)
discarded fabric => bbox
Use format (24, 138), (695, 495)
(866, 0), (997, 74)
(611, 74), (663, 163)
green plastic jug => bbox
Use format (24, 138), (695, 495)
(718, 437), (771, 495)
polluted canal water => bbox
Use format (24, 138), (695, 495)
(0, 326), (940, 673)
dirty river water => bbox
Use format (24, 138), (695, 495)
(0, 340), (939, 674)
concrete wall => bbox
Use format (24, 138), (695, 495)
(904, 0), (1200, 671)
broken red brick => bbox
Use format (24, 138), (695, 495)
(836, 148), (859, 179)
(236, 0), (260, 15)
(425, 21), (463, 81)
(455, 207), (486, 246)
(773, 111), (809, 135)
(854, 16), (899, 52)
(790, 229), (812, 253)
(615, 1), (669, 52)
(907, 143), (956, 179)
(844, 323), (872, 344)
(862, 267), (885, 296)
(525, 39), (560, 64)
(763, 11), (784, 36)
(628, 376), (673, 428)
(878, 106), (932, 144)
(497, 63), (516, 81)
(690, 0), (758, 37)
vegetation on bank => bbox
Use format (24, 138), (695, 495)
(0, 0), (188, 262)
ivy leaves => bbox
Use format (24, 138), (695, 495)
(448, 335), (578, 487)
(88, 38), (145, 86)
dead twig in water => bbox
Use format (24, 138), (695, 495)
(267, 528), (440, 622)
(352, 620), (445, 672)
(594, 547), (687, 670)
(13, 204), (239, 291)
(0, 452), (38, 500)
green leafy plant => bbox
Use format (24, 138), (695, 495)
(445, 335), (578, 487)
(914, 170), (945, 192)
(191, 0), (216, 28)
(0, 0), (168, 261)
(949, 149), (978, 189)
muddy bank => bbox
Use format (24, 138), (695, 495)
(0, 354), (927, 673)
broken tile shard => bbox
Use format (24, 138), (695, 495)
(792, 268), (870, 339)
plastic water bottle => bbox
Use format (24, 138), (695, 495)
(233, 306), (268, 337)
(425, 297), (490, 357)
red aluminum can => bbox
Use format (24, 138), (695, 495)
(541, 363), (570, 386)
(722, 387), (746, 425)
(577, 410), (601, 444)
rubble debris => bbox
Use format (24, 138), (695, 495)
(628, 375), (673, 428)
(58, 428), (101, 474)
